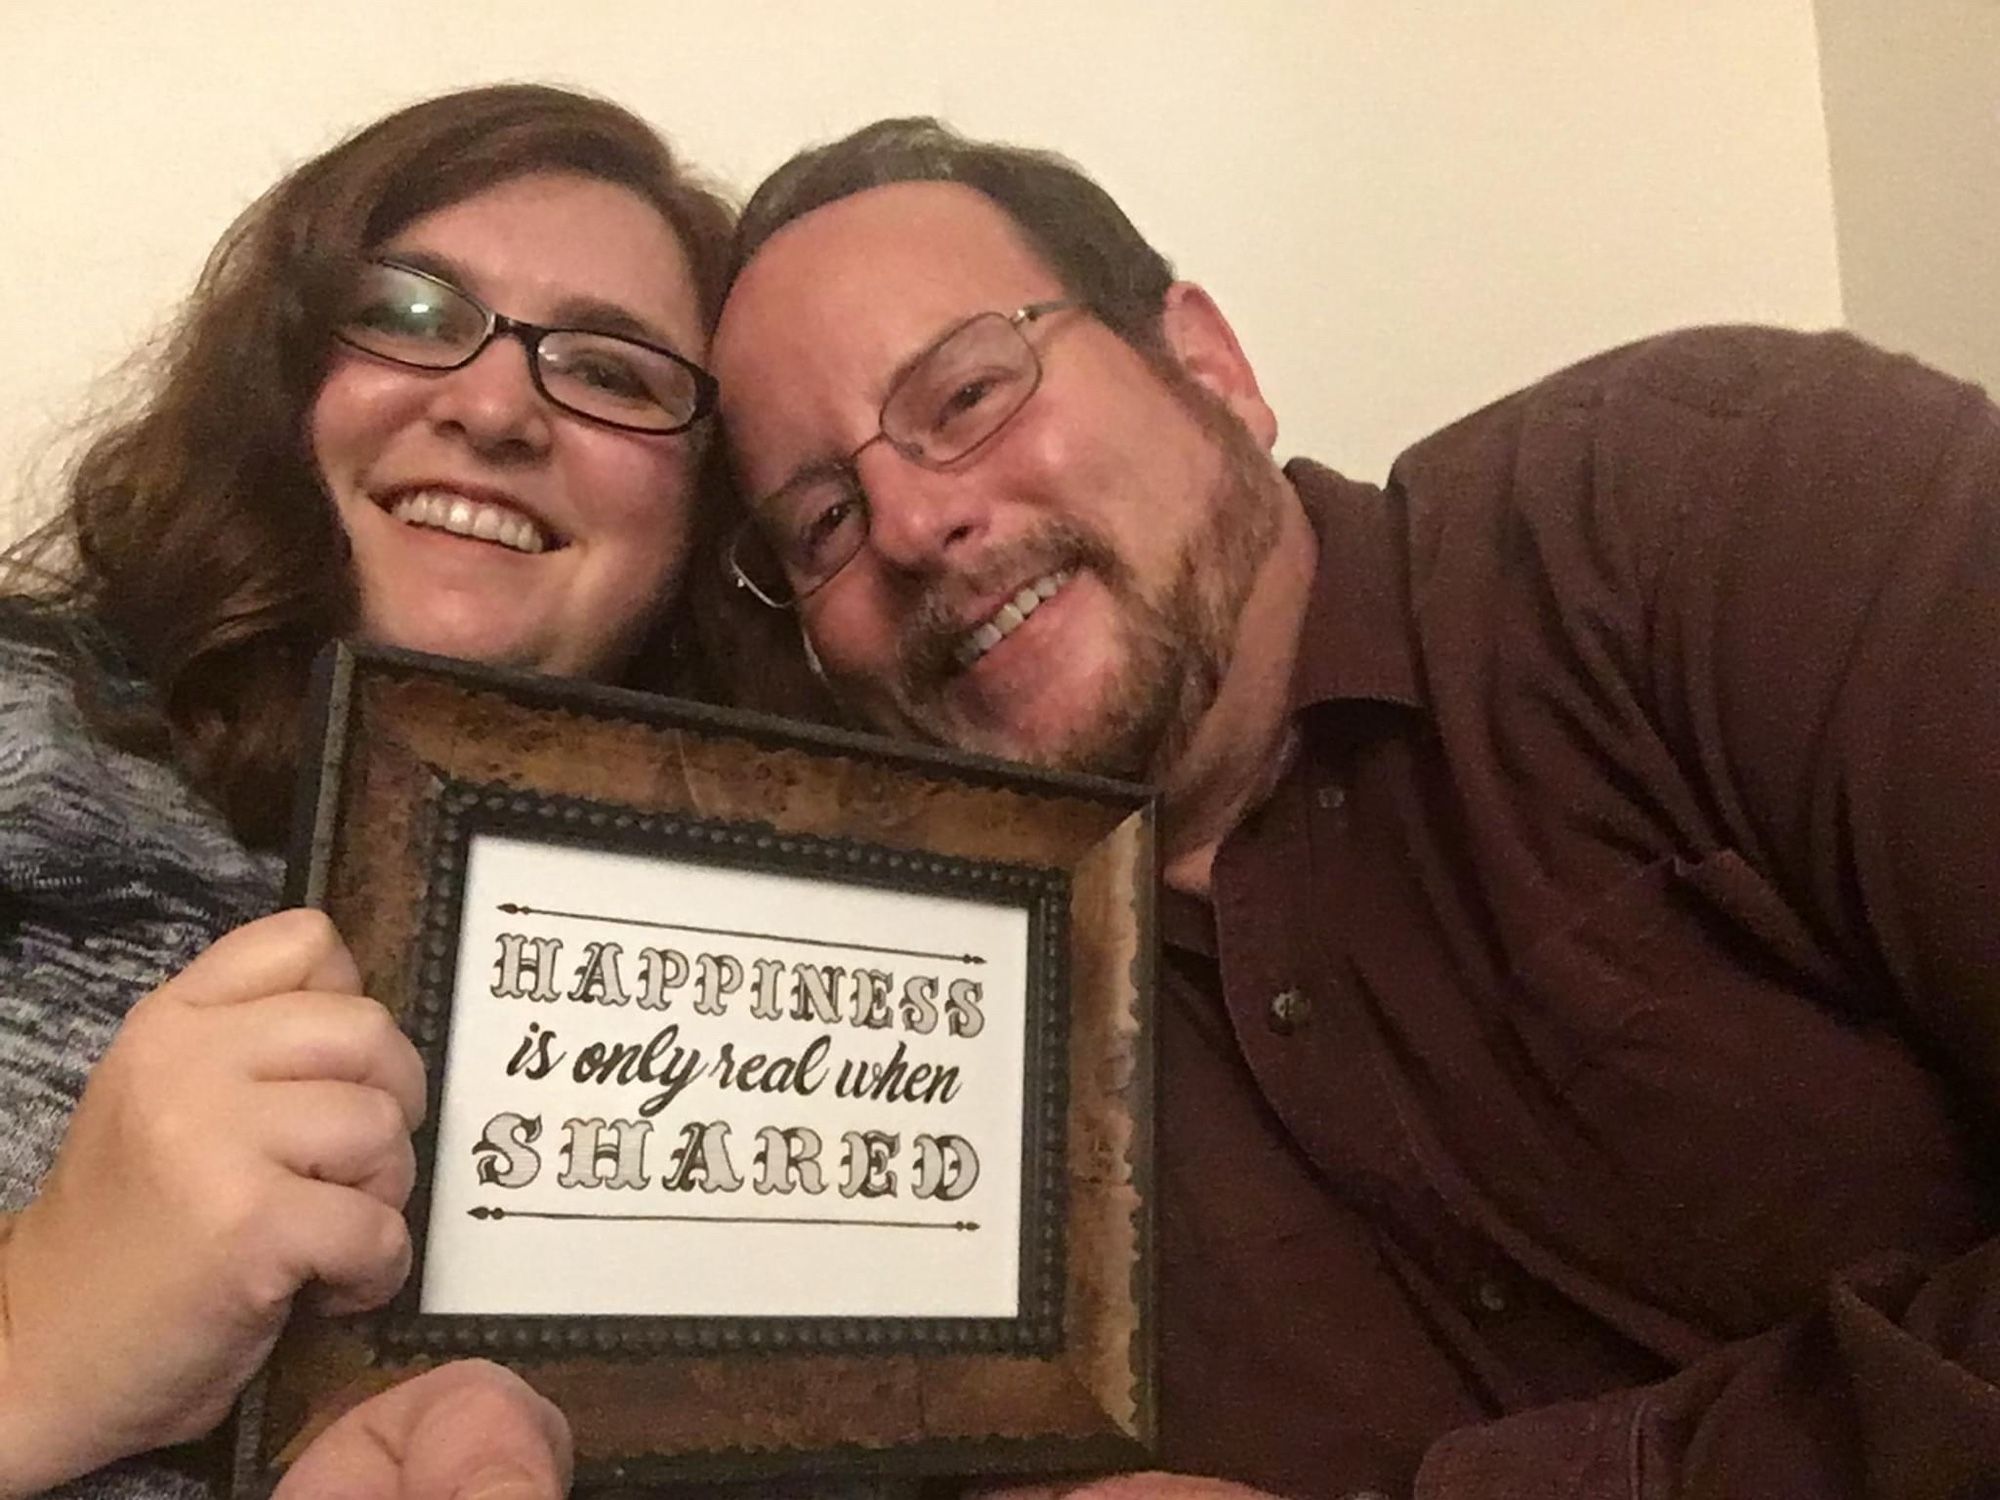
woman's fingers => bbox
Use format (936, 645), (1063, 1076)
(242, 990), (427, 1129)
(0, 909), (427, 1484)
(163, 908), (364, 1010)
(270, 1177), (413, 1316)
(257, 1080), (418, 1206)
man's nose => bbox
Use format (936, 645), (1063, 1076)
(854, 443), (990, 574)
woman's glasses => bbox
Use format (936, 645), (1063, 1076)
(334, 259), (717, 435)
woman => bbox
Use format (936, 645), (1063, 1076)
(0, 83), (733, 1495)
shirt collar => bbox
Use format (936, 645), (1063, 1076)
(1157, 460), (1421, 951)
(1282, 457), (1426, 715)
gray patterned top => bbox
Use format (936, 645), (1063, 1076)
(0, 616), (280, 1498)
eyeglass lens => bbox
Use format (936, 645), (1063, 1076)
(747, 311), (1043, 602)
(882, 311), (1043, 463)
(336, 262), (705, 432)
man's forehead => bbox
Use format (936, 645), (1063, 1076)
(718, 181), (1061, 362)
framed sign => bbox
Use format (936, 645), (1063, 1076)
(233, 643), (1156, 1494)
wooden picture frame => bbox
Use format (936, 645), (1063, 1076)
(232, 643), (1156, 1494)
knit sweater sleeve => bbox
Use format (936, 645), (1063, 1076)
(0, 619), (279, 1500)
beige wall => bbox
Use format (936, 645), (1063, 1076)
(1817, 0), (2000, 396)
(1, 2), (1842, 540)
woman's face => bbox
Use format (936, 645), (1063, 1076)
(309, 171), (707, 681)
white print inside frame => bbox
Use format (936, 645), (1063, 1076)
(420, 832), (1030, 1320)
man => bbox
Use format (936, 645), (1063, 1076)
(706, 119), (2000, 1498)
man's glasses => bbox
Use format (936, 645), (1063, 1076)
(727, 300), (1078, 608)
(334, 259), (718, 435)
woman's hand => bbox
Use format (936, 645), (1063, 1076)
(275, 1361), (572, 1500)
(0, 908), (425, 1494)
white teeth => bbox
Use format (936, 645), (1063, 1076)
(953, 569), (1073, 670)
(387, 489), (550, 555)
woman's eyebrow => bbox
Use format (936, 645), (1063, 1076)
(373, 245), (685, 353)
(379, 247), (463, 284)
(547, 293), (680, 352)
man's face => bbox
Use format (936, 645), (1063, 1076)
(713, 182), (1285, 779)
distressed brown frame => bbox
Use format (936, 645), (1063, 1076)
(232, 642), (1156, 1494)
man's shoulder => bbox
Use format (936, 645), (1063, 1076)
(1517, 323), (1874, 412)
(1394, 324), (1951, 478)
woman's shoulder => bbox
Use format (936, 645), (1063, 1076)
(0, 599), (133, 687)
(0, 602), (143, 766)
(0, 600), (279, 913)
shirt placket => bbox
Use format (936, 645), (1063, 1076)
(1209, 734), (1615, 1414)
(1210, 750), (1411, 1218)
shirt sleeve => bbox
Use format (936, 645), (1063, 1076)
(1418, 329), (2000, 1497)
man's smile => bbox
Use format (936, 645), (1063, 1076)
(951, 567), (1076, 670)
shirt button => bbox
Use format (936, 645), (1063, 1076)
(1474, 1277), (1509, 1314)
(1316, 783), (1347, 811)
(1338, 1491), (1392, 1500)
(1267, 987), (1311, 1034)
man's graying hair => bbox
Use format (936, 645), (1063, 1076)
(731, 118), (1177, 349)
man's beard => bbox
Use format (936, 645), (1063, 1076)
(824, 400), (1286, 782)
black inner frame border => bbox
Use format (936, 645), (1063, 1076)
(371, 774), (1072, 1361)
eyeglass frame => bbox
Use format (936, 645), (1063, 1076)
(726, 298), (1080, 609)
(333, 258), (720, 436)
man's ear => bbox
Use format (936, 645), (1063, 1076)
(1158, 281), (1278, 450)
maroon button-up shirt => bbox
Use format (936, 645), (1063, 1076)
(1153, 328), (2000, 1498)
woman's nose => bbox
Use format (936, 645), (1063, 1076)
(424, 334), (554, 458)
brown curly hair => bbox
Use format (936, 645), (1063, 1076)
(4, 83), (736, 849)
